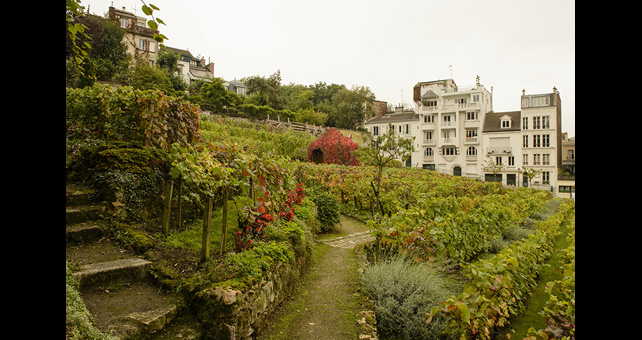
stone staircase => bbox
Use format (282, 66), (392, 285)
(66, 184), (200, 339)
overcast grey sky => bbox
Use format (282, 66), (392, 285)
(83, 0), (575, 137)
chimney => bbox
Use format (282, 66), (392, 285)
(522, 89), (525, 96)
(553, 86), (557, 93)
(200, 57), (206, 67)
(207, 62), (215, 76)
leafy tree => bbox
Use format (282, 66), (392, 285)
(326, 85), (375, 130)
(521, 167), (542, 188)
(157, 48), (187, 92)
(127, 60), (174, 93)
(307, 128), (360, 166)
(242, 70), (283, 110)
(196, 78), (242, 112)
(482, 156), (507, 183)
(354, 123), (415, 213)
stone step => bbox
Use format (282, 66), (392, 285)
(66, 205), (105, 225)
(66, 224), (104, 244)
(66, 187), (94, 206)
(73, 258), (150, 291)
(81, 282), (178, 339)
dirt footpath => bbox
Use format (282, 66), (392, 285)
(257, 215), (372, 340)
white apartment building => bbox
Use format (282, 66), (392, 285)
(481, 111), (523, 186)
(519, 88), (563, 191)
(363, 78), (565, 193)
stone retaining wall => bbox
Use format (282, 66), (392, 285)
(190, 255), (308, 339)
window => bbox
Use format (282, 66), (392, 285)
(532, 96), (550, 107)
(543, 154), (550, 165)
(521, 97), (530, 107)
(508, 156), (515, 166)
(533, 116), (541, 129)
(542, 116), (550, 129)
(423, 114), (434, 123)
(138, 39), (148, 50)
(424, 131), (433, 140)
(390, 125), (395, 135)
(442, 147), (456, 155)
(466, 111), (478, 120)
(472, 94), (480, 102)
(496, 156), (502, 165)
(522, 117), (528, 130)
(467, 146), (477, 155)
(455, 98), (467, 104)
(466, 129), (477, 138)
(443, 115), (451, 122)
(542, 171), (550, 184)
(533, 135), (541, 147)
(422, 100), (437, 107)
(523, 154), (528, 165)
(501, 119), (511, 128)
(542, 134), (550, 147)
(523, 135), (528, 148)
(405, 124), (409, 134)
(533, 154), (540, 165)
(119, 18), (129, 28)
(373, 126), (379, 136)
(425, 148), (433, 156)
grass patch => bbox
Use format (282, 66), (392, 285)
(163, 200), (239, 252)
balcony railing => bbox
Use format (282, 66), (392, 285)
(486, 147), (512, 155)
(422, 139), (435, 145)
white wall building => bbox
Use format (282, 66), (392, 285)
(411, 77), (493, 177)
(363, 78), (564, 193)
(520, 88), (563, 191)
(481, 111), (523, 186)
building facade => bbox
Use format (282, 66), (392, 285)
(108, 6), (160, 66)
(411, 77), (493, 177)
(481, 110), (523, 185)
(364, 78), (567, 194)
(520, 88), (562, 191)
(162, 46), (215, 84)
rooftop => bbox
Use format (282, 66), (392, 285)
(365, 112), (418, 125)
(482, 111), (521, 132)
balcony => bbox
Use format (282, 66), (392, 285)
(423, 155), (434, 162)
(422, 138), (435, 145)
(486, 147), (512, 155)
(441, 121), (456, 128)
(441, 138), (456, 145)
(465, 137), (479, 144)
(421, 106), (439, 112)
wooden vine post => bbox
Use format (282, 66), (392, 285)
(162, 180), (173, 237)
(201, 196), (213, 262)
(220, 187), (229, 254)
(176, 175), (183, 229)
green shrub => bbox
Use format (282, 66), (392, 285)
(309, 190), (340, 232)
(362, 255), (454, 339)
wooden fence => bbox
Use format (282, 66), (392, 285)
(265, 114), (327, 136)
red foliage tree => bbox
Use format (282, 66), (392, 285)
(307, 128), (360, 166)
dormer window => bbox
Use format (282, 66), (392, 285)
(500, 115), (512, 128)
